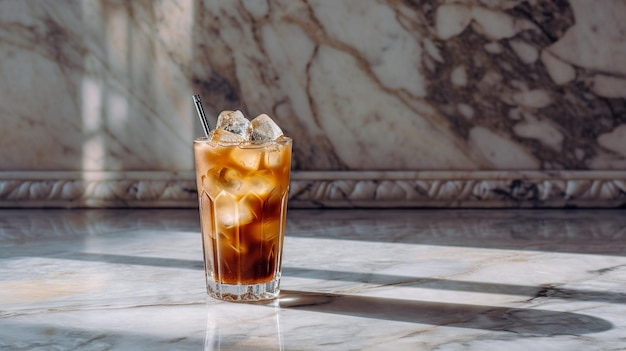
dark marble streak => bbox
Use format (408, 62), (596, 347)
(414, 0), (624, 169)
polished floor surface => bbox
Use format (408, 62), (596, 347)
(1, 209), (625, 350)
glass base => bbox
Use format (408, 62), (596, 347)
(206, 277), (280, 302)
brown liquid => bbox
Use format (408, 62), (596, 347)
(194, 137), (291, 285)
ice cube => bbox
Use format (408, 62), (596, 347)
(238, 193), (263, 224)
(207, 168), (242, 199)
(214, 191), (239, 228)
(265, 149), (283, 168)
(210, 129), (245, 143)
(216, 110), (252, 139)
(214, 191), (256, 228)
(229, 146), (262, 171)
(250, 114), (284, 141)
(242, 170), (276, 199)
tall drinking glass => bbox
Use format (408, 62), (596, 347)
(194, 136), (292, 302)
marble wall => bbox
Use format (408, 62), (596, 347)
(0, 0), (625, 207)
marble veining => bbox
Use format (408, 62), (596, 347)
(1, 209), (625, 349)
(1, 1), (626, 208)
(0, 0), (625, 173)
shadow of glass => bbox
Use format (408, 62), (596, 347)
(278, 290), (613, 336)
(282, 267), (626, 305)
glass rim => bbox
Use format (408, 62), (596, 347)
(194, 135), (292, 146)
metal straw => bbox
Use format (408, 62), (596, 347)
(193, 94), (211, 137)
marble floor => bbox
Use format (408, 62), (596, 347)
(0, 209), (625, 350)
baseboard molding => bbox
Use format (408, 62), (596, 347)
(0, 171), (625, 208)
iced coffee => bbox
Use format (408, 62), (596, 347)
(194, 110), (291, 301)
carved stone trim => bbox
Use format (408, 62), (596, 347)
(289, 173), (626, 208)
(0, 171), (624, 208)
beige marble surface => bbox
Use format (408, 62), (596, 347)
(0, 1), (625, 207)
